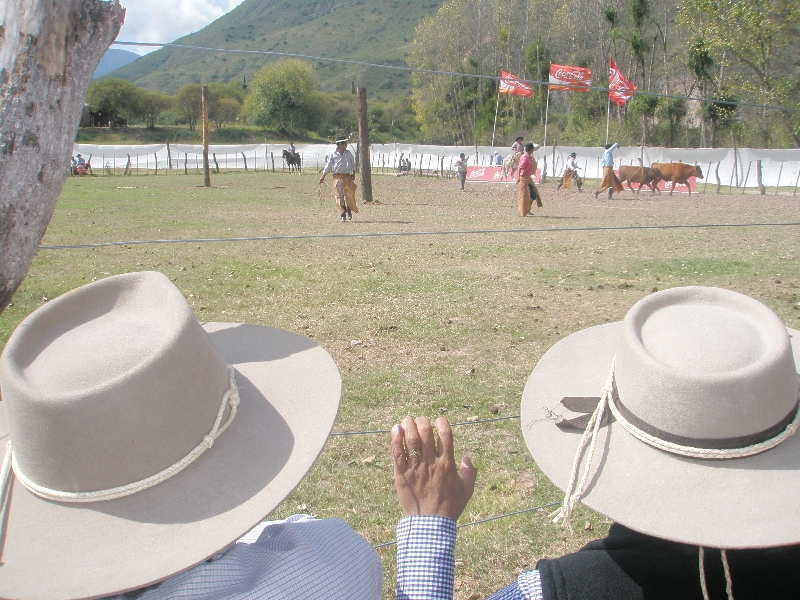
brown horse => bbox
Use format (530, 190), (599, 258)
(282, 149), (302, 174)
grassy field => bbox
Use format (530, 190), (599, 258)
(2, 171), (799, 598)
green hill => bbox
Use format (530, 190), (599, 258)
(108, 0), (444, 100)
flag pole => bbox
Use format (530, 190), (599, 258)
(543, 87), (551, 148)
(491, 90), (500, 150)
(605, 95), (611, 145)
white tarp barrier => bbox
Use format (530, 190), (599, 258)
(73, 142), (800, 188)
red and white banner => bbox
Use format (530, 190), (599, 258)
(608, 57), (636, 106)
(498, 70), (533, 98)
(548, 64), (592, 92)
(467, 166), (541, 182)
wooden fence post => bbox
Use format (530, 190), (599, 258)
(741, 161), (752, 195)
(356, 87), (373, 203)
(774, 162), (783, 196)
(756, 160), (765, 195)
(201, 85), (211, 187)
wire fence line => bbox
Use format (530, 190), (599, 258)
(113, 41), (800, 114)
(38, 221), (800, 251)
(329, 415), (521, 437)
(327, 414), (557, 550)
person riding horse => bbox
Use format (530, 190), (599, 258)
(282, 148), (301, 174)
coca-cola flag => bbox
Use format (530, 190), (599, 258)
(608, 57), (636, 106)
(548, 64), (592, 92)
(498, 70), (533, 98)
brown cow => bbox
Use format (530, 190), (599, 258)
(618, 165), (661, 194)
(650, 162), (704, 195)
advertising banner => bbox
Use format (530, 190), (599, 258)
(548, 64), (592, 92)
(467, 166), (541, 182)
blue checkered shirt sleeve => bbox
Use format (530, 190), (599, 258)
(396, 515), (542, 600)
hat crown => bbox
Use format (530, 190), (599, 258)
(0, 272), (230, 494)
(615, 287), (798, 443)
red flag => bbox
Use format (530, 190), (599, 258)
(498, 70), (533, 98)
(608, 56), (636, 106)
(548, 64), (592, 92)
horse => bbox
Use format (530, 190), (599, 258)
(502, 152), (521, 180)
(282, 149), (302, 174)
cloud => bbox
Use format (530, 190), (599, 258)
(116, 0), (245, 54)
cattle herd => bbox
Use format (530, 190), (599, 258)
(617, 162), (704, 195)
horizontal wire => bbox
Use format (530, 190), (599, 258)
(38, 221), (800, 250)
(112, 40), (800, 113)
(373, 501), (562, 548)
(330, 414), (521, 437)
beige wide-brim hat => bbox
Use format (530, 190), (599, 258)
(0, 272), (342, 599)
(521, 286), (800, 550)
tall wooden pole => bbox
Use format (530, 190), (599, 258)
(0, 0), (124, 314)
(201, 85), (211, 187)
(356, 87), (373, 203)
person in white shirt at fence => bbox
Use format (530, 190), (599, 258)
(0, 271), (382, 600)
(319, 137), (358, 222)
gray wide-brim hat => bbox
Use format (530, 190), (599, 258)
(522, 286), (800, 549)
(335, 137), (349, 144)
(0, 272), (342, 599)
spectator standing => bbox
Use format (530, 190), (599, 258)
(455, 153), (468, 191)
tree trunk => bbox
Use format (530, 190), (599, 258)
(0, 0), (124, 314)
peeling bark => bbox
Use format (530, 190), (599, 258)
(0, 0), (124, 314)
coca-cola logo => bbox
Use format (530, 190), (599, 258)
(553, 68), (589, 81)
(469, 168), (486, 179)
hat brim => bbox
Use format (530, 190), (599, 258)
(521, 322), (800, 549)
(0, 323), (341, 599)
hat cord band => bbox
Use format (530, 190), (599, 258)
(608, 380), (800, 460)
(0, 366), (240, 505)
(551, 360), (800, 530)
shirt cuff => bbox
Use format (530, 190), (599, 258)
(396, 515), (457, 600)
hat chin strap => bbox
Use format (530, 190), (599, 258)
(0, 367), (240, 548)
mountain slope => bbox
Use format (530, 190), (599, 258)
(93, 49), (140, 78)
(108, 0), (444, 99)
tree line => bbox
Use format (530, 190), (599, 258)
(86, 59), (420, 143)
(407, 0), (799, 148)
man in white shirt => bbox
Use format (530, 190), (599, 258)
(320, 137), (358, 222)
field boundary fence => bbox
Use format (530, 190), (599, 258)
(73, 142), (800, 191)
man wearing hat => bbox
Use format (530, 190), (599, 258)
(0, 271), (382, 599)
(557, 152), (582, 192)
(391, 286), (800, 599)
(594, 142), (624, 199)
(517, 142), (542, 216)
(320, 137), (358, 222)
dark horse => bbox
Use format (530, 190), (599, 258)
(282, 149), (302, 174)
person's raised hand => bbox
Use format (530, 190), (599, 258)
(391, 416), (477, 521)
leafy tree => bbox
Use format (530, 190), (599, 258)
(657, 97), (688, 147)
(705, 89), (738, 148)
(174, 84), (203, 131)
(204, 83), (243, 131)
(687, 38), (714, 146)
(628, 95), (659, 145)
(86, 78), (139, 122)
(209, 98), (240, 131)
(136, 89), (172, 128)
(243, 59), (319, 134)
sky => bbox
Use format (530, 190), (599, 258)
(114, 0), (246, 54)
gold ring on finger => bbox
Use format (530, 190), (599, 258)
(407, 448), (422, 460)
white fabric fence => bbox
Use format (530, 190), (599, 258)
(73, 143), (800, 188)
